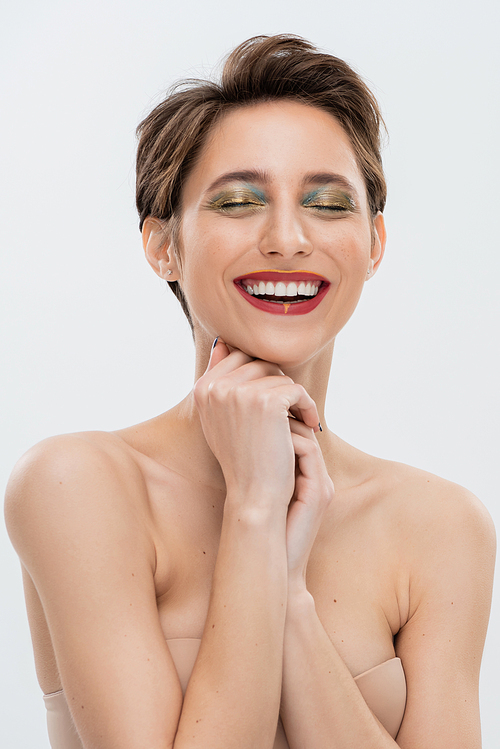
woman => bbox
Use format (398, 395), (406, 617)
(5, 35), (495, 749)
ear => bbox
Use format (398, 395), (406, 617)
(367, 212), (386, 279)
(142, 216), (180, 281)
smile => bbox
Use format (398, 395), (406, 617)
(233, 269), (330, 316)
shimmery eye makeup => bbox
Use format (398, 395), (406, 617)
(207, 185), (266, 212)
(302, 187), (357, 213)
(205, 182), (357, 215)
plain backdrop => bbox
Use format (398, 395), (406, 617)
(1, 0), (499, 746)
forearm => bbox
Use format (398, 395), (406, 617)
(174, 498), (288, 749)
(280, 585), (396, 749)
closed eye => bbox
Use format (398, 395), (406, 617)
(217, 199), (264, 210)
(306, 202), (353, 212)
(206, 186), (266, 213)
(302, 188), (357, 214)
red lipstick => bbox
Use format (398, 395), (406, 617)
(233, 269), (330, 316)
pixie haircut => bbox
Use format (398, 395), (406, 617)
(136, 34), (387, 330)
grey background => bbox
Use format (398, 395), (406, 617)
(1, 0), (499, 746)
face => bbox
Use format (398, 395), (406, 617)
(147, 100), (385, 367)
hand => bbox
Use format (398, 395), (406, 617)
(286, 419), (334, 585)
(193, 339), (321, 512)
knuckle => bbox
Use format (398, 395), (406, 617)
(306, 439), (321, 455)
(257, 389), (274, 408)
(229, 381), (251, 407)
(208, 378), (229, 401)
(235, 383), (272, 410)
(193, 378), (207, 403)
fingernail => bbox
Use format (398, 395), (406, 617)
(318, 422), (323, 432)
(211, 336), (219, 350)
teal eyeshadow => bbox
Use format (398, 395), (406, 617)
(303, 188), (324, 204)
(245, 185), (266, 202)
(236, 184), (267, 202)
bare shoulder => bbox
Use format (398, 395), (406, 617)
(5, 431), (185, 743)
(5, 431), (152, 566)
(369, 457), (496, 618)
(377, 458), (496, 549)
(339, 437), (495, 552)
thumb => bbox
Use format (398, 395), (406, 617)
(205, 336), (230, 372)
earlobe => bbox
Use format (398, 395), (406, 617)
(142, 216), (179, 281)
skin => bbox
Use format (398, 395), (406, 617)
(5, 100), (496, 749)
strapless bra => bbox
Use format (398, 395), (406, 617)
(44, 638), (406, 748)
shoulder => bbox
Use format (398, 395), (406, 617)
(372, 459), (496, 615)
(378, 459), (495, 549)
(5, 430), (145, 507)
(5, 431), (151, 565)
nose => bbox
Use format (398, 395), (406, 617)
(258, 206), (313, 259)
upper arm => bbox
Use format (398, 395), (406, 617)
(5, 434), (183, 749)
(394, 482), (496, 748)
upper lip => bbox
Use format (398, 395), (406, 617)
(233, 269), (329, 285)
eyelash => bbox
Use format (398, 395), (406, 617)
(217, 199), (264, 211)
(209, 194), (355, 213)
(306, 203), (352, 212)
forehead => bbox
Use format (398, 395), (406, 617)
(182, 100), (365, 202)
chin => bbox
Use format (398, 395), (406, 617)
(225, 329), (331, 370)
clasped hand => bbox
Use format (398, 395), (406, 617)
(193, 339), (334, 585)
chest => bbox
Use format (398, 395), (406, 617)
(151, 479), (403, 676)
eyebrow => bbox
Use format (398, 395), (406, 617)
(206, 169), (359, 197)
(303, 172), (358, 195)
(206, 170), (269, 193)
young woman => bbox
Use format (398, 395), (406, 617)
(5, 35), (495, 749)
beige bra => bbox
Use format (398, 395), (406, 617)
(44, 638), (406, 748)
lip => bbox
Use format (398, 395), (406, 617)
(233, 269), (330, 317)
(233, 269), (328, 285)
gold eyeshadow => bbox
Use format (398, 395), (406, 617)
(205, 184), (357, 214)
(206, 186), (266, 211)
(302, 187), (357, 212)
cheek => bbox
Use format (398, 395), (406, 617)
(321, 223), (372, 271)
(176, 229), (230, 327)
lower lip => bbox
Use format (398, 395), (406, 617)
(234, 282), (330, 316)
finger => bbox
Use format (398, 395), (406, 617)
(289, 412), (322, 434)
(204, 339), (252, 375)
(214, 358), (287, 385)
(195, 341), (256, 406)
(290, 430), (327, 483)
(280, 383), (320, 431)
(205, 337), (230, 372)
(288, 416), (317, 440)
(232, 379), (319, 430)
(289, 405), (322, 433)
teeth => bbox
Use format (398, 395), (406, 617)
(243, 280), (321, 298)
(275, 282), (287, 296)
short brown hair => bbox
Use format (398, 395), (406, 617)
(136, 34), (387, 329)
